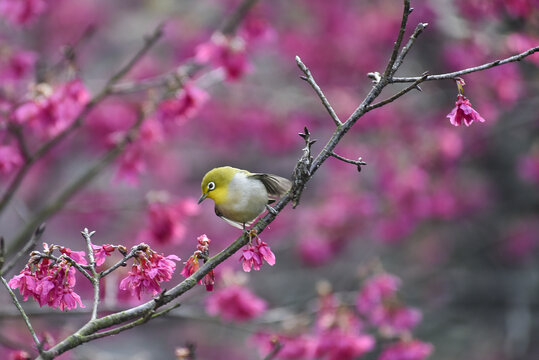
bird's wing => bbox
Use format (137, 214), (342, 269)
(249, 173), (292, 197)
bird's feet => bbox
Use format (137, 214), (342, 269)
(265, 204), (278, 216)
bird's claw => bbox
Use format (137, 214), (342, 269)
(265, 204), (278, 216)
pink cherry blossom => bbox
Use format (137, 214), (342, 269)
(8, 350), (31, 360)
(14, 79), (90, 138)
(239, 236), (276, 272)
(369, 305), (422, 335)
(446, 94), (485, 127)
(195, 34), (251, 81)
(257, 241), (276, 266)
(1, 49), (36, 82)
(206, 284), (267, 322)
(156, 83), (208, 125)
(181, 235), (215, 291)
(0, 145), (23, 174)
(378, 340), (433, 360)
(91, 244), (116, 266)
(145, 198), (199, 245)
(9, 255), (85, 311)
(180, 254), (200, 278)
(119, 249), (180, 299)
(314, 330), (375, 360)
(357, 273), (401, 313)
(0, 0), (46, 25)
(239, 246), (263, 272)
(253, 332), (315, 360)
(59, 247), (87, 265)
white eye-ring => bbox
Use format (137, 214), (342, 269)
(207, 181), (216, 191)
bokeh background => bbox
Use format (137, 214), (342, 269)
(0, 0), (538, 359)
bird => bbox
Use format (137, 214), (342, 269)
(198, 166), (292, 229)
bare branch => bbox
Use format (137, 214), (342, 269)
(220, 0), (259, 35)
(1, 275), (44, 355)
(81, 228), (99, 321)
(99, 243), (147, 278)
(368, 72), (429, 110)
(2, 223), (45, 275)
(391, 46), (539, 83)
(382, 0), (412, 78)
(392, 22), (428, 73)
(330, 152), (367, 171)
(296, 56), (342, 127)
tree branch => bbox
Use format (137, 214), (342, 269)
(382, 0), (411, 78)
(220, 0), (259, 35)
(296, 56), (342, 127)
(391, 46), (539, 83)
(391, 22), (428, 74)
(1, 223), (45, 275)
(1, 275), (44, 355)
(367, 72), (429, 110)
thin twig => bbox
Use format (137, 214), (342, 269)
(220, 0), (259, 35)
(391, 22), (428, 73)
(391, 46), (539, 83)
(8, 123), (31, 161)
(2, 223), (46, 275)
(330, 152), (367, 167)
(368, 72), (429, 110)
(99, 244), (147, 278)
(81, 228), (99, 321)
(263, 341), (283, 360)
(296, 56), (342, 127)
(1, 275), (43, 355)
(382, 0), (411, 78)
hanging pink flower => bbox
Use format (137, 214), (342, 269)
(446, 94), (485, 127)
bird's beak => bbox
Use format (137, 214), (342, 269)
(198, 193), (208, 204)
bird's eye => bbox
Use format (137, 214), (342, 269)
(207, 181), (216, 191)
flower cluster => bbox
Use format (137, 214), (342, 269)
(14, 80), (91, 138)
(239, 235), (276, 272)
(180, 234), (215, 291)
(119, 245), (180, 299)
(144, 196), (199, 245)
(8, 244), (85, 311)
(206, 284), (267, 322)
(156, 83), (209, 126)
(254, 290), (375, 360)
(195, 33), (250, 81)
(254, 275), (431, 360)
(357, 273), (421, 336)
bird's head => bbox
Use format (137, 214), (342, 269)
(198, 166), (238, 205)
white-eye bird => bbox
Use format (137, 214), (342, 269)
(198, 166), (292, 229)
